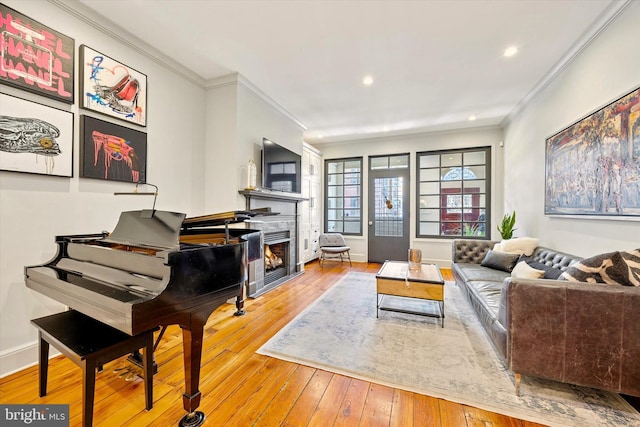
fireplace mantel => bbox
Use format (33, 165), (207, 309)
(239, 189), (307, 206)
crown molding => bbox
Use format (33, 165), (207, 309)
(206, 73), (308, 131)
(49, 0), (206, 88)
(501, 0), (632, 127)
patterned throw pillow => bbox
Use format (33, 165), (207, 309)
(559, 249), (640, 286)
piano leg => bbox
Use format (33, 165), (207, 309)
(179, 320), (206, 427)
(234, 280), (247, 316)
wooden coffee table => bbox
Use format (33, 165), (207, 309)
(375, 260), (445, 327)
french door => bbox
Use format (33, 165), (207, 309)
(367, 154), (410, 263)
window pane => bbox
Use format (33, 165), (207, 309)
(441, 180), (461, 190)
(371, 157), (388, 169)
(468, 165), (485, 179)
(420, 168), (440, 181)
(419, 182), (439, 194)
(464, 151), (485, 165)
(344, 161), (360, 172)
(390, 155), (409, 168)
(419, 195), (440, 208)
(420, 222), (439, 235)
(441, 153), (462, 167)
(463, 180), (486, 193)
(326, 198), (343, 208)
(327, 186), (342, 197)
(344, 185), (360, 196)
(327, 174), (344, 185)
(327, 221), (343, 232)
(344, 221), (360, 233)
(344, 197), (360, 208)
(344, 173), (360, 185)
(420, 209), (440, 221)
(420, 155), (439, 168)
(327, 162), (343, 174)
(327, 209), (343, 220)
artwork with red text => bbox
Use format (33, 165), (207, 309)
(80, 45), (147, 126)
(0, 3), (75, 103)
(80, 115), (147, 183)
(0, 93), (73, 176)
(545, 86), (640, 218)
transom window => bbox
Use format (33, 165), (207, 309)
(416, 147), (490, 238)
(325, 157), (362, 235)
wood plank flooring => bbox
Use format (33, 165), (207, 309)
(1, 261), (548, 427)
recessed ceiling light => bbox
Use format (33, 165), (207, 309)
(362, 75), (374, 86)
(503, 46), (518, 57)
(468, 115), (477, 121)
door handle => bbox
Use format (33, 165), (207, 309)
(368, 221), (373, 226)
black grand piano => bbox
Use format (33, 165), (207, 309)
(24, 209), (262, 427)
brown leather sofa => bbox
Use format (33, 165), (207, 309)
(452, 238), (640, 397)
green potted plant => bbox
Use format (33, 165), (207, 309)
(497, 211), (517, 239)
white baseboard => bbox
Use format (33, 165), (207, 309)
(0, 340), (59, 378)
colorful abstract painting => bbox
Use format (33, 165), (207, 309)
(0, 3), (75, 103)
(80, 45), (147, 126)
(545, 87), (640, 218)
(80, 115), (147, 183)
(0, 93), (73, 176)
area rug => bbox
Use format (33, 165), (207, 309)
(257, 272), (640, 427)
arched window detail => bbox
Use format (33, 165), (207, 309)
(443, 167), (477, 181)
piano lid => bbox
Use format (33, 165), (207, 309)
(182, 208), (277, 229)
(104, 210), (186, 250)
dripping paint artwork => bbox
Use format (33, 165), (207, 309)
(0, 93), (73, 177)
(80, 115), (147, 183)
(0, 3), (75, 103)
(80, 45), (147, 126)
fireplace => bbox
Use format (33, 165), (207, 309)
(240, 189), (306, 298)
(264, 231), (290, 285)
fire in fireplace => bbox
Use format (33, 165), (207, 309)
(265, 244), (284, 271)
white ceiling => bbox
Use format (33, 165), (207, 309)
(75, 0), (624, 143)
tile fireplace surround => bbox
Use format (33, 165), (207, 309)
(240, 190), (306, 297)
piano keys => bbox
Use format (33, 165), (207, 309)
(25, 209), (262, 427)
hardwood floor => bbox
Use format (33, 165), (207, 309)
(1, 261), (548, 427)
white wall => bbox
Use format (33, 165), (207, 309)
(0, 0), (207, 376)
(503, 1), (640, 257)
(315, 126), (504, 266)
(204, 75), (305, 213)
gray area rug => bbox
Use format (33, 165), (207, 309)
(257, 272), (640, 427)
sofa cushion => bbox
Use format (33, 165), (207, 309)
(559, 249), (640, 286)
(481, 250), (520, 272)
(453, 262), (511, 283)
(511, 261), (544, 279)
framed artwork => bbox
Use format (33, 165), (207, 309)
(0, 93), (73, 177)
(80, 45), (147, 126)
(545, 86), (640, 219)
(80, 115), (147, 183)
(0, 3), (75, 103)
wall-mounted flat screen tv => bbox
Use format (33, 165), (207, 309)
(262, 137), (301, 193)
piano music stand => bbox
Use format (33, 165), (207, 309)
(31, 310), (156, 427)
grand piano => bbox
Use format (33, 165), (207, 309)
(24, 209), (262, 427)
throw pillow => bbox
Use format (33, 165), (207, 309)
(518, 256), (563, 279)
(499, 237), (540, 256)
(559, 249), (640, 286)
(481, 250), (520, 272)
(511, 261), (545, 279)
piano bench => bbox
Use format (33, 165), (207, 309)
(31, 310), (156, 427)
